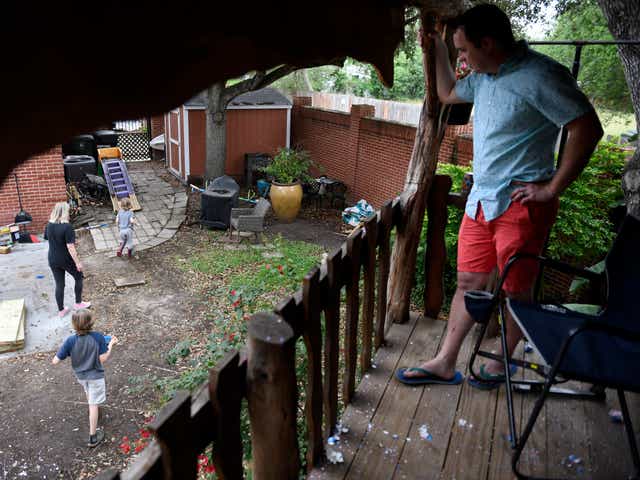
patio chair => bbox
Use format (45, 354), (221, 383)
(229, 198), (270, 242)
(464, 214), (640, 479)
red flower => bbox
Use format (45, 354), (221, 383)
(265, 264), (271, 270)
(134, 443), (145, 454)
(230, 289), (237, 297)
(243, 313), (250, 321)
(205, 463), (216, 473)
(139, 428), (151, 439)
(119, 443), (131, 455)
(232, 299), (241, 308)
(198, 454), (208, 465)
(228, 332), (236, 341)
(122, 436), (129, 442)
(277, 265), (284, 275)
(143, 416), (154, 424)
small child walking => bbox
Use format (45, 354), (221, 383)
(116, 197), (135, 258)
(52, 309), (118, 447)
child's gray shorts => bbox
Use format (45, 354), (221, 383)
(77, 378), (106, 405)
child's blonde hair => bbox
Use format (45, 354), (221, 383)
(119, 198), (132, 211)
(49, 202), (70, 224)
(72, 309), (94, 335)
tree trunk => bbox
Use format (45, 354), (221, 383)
(205, 81), (227, 182)
(386, 14), (454, 324)
(597, 0), (640, 219)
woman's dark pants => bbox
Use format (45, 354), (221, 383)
(50, 264), (83, 311)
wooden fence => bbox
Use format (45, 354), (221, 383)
(93, 175), (459, 480)
(306, 91), (422, 126)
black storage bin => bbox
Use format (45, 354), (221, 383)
(245, 152), (271, 188)
(200, 175), (240, 229)
(63, 155), (97, 182)
(62, 134), (96, 157)
(93, 130), (119, 148)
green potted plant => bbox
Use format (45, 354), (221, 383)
(261, 147), (314, 221)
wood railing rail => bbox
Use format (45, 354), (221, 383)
(94, 175), (463, 480)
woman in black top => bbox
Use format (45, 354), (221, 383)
(44, 202), (91, 317)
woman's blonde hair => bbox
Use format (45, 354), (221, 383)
(49, 202), (70, 224)
(72, 309), (94, 335)
(119, 198), (132, 211)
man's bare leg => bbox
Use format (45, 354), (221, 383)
(405, 271), (490, 379)
(481, 289), (531, 375)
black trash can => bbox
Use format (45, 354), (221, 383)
(63, 155), (97, 182)
(62, 134), (96, 157)
(93, 130), (119, 148)
(200, 175), (240, 229)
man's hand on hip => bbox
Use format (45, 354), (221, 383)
(510, 181), (556, 205)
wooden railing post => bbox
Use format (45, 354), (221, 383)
(423, 174), (452, 318)
(209, 350), (245, 479)
(344, 229), (363, 404)
(375, 201), (393, 347)
(302, 267), (324, 470)
(149, 391), (198, 479)
(324, 247), (343, 439)
(361, 214), (378, 372)
(386, 13), (455, 325)
(246, 312), (300, 479)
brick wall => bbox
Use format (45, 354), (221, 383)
(0, 146), (67, 232)
(150, 115), (165, 138)
(291, 96), (473, 208)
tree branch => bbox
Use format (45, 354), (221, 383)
(220, 58), (345, 106)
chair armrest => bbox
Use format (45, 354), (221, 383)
(495, 253), (604, 297)
(237, 216), (265, 231)
(231, 208), (255, 218)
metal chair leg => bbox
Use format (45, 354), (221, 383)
(512, 374), (554, 480)
(618, 389), (640, 479)
(499, 301), (518, 448)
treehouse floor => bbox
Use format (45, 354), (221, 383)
(309, 314), (639, 480)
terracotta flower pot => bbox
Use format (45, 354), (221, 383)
(269, 181), (303, 222)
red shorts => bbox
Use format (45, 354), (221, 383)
(457, 200), (559, 294)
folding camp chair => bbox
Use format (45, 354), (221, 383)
(465, 214), (640, 479)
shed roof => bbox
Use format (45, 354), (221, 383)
(185, 88), (292, 108)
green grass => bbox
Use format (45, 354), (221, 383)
(596, 107), (636, 139)
(155, 235), (326, 474)
(158, 234), (324, 399)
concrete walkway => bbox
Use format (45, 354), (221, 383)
(89, 168), (187, 255)
(0, 242), (77, 359)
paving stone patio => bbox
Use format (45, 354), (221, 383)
(89, 167), (187, 255)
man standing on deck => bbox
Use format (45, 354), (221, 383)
(397, 4), (603, 388)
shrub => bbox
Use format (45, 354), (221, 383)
(547, 143), (625, 263)
(260, 147), (315, 184)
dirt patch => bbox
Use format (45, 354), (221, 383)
(0, 187), (345, 479)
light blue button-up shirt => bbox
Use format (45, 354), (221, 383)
(455, 41), (593, 221)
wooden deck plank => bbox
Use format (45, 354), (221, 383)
(585, 389), (636, 479)
(308, 318), (640, 480)
(393, 320), (478, 480)
(308, 313), (420, 480)
(486, 342), (525, 480)
(439, 335), (500, 480)
(545, 381), (590, 478)
(514, 348), (549, 478)
(344, 317), (446, 480)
